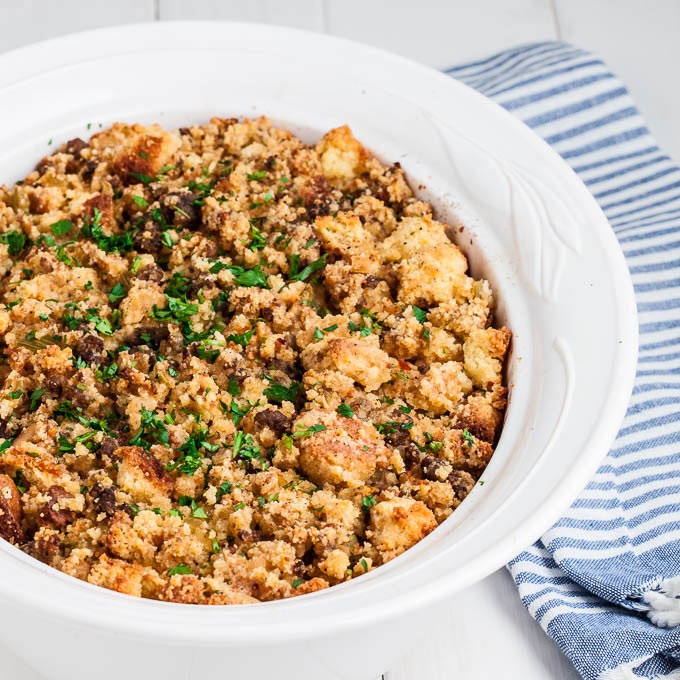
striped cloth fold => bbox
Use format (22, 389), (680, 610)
(445, 43), (680, 680)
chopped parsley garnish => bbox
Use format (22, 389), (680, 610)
(197, 345), (220, 363)
(28, 388), (46, 412)
(292, 579), (305, 589)
(166, 427), (218, 475)
(225, 329), (255, 348)
(220, 399), (250, 426)
(150, 294), (199, 323)
(161, 231), (175, 248)
(293, 423), (326, 438)
(128, 407), (169, 449)
(216, 480), (233, 501)
(263, 376), (301, 404)
(53, 401), (115, 432)
(232, 431), (261, 462)
(108, 283), (126, 305)
(81, 208), (134, 254)
(0, 230), (27, 256)
(129, 171), (152, 185)
(412, 305), (427, 324)
(288, 253), (327, 283)
(231, 264), (269, 288)
(210, 261), (269, 288)
(132, 195), (148, 208)
(211, 290), (230, 312)
(8, 390), (22, 399)
(167, 564), (191, 576)
(72, 309), (114, 336)
(374, 420), (412, 435)
(247, 222), (267, 251)
(227, 378), (239, 396)
(337, 403), (354, 418)
(50, 219), (73, 237)
(361, 495), (377, 515)
(462, 429), (474, 448)
(247, 171), (267, 181)
(192, 505), (208, 519)
(164, 272), (191, 298)
(95, 362), (118, 382)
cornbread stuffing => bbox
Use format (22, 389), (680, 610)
(0, 118), (510, 604)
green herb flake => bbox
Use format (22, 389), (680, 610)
(50, 220), (73, 237)
(293, 423), (326, 438)
(28, 388), (46, 412)
(289, 254), (327, 283)
(337, 403), (354, 418)
(0, 230), (27, 256)
(192, 506), (208, 520)
(225, 329), (255, 349)
(227, 378), (239, 397)
(412, 305), (427, 324)
(167, 564), (192, 576)
(361, 495), (377, 514)
(247, 171), (267, 180)
(263, 376), (301, 405)
(108, 283), (126, 305)
(129, 171), (152, 185)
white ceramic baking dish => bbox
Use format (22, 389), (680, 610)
(0, 22), (637, 680)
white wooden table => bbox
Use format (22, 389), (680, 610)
(1, 2), (678, 678)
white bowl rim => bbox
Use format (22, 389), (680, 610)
(0, 20), (638, 644)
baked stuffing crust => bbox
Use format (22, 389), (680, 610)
(0, 118), (510, 603)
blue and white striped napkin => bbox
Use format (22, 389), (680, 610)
(446, 43), (680, 680)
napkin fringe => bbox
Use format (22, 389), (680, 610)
(643, 576), (680, 628)
(599, 655), (680, 680)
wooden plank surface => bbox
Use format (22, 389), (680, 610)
(0, 0), (154, 51)
(554, 0), (680, 162)
(322, 0), (557, 68)
(159, 0), (326, 31)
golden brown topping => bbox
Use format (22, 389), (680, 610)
(367, 497), (437, 563)
(0, 474), (24, 544)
